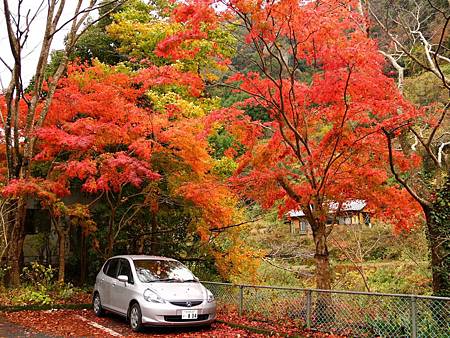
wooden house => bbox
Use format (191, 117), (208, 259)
(288, 200), (371, 235)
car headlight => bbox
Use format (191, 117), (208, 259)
(143, 289), (165, 303)
(206, 289), (214, 303)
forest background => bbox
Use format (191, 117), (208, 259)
(0, 0), (448, 305)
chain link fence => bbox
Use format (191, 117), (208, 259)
(203, 281), (450, 337)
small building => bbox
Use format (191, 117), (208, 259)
(288, 200), (371, 235)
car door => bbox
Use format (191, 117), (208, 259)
(102, 258), (120, 309)
(110, 258), (135, 315)
(96, 260), (110, 305)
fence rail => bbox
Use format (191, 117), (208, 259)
(202, 281), (450, 338)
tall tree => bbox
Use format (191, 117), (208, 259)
(18, 58), (246, 281)
(163, 0), (422, 291)
(0, 0), (125, 286)
(367, 0), (449, 295)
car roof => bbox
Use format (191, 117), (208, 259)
(109, 255), (178, 261)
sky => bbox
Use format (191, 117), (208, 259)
(0, 1), (96, 89)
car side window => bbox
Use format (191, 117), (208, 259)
(102, 260), (110, 274)
(106, 258), (119, 278)
(118, 259), (134, 284)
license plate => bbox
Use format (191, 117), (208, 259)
(181, 310), (198, 320)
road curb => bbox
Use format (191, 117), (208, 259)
(0, 303), (91, 313)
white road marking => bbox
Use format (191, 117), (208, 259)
(75, 315), (123, 337)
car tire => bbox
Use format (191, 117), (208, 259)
(93, 293), (104, 317)
(129, 303), (143, 332)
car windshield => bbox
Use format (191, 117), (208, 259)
(133, 259), (197, 283)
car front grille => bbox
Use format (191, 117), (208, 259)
(164, 314), (209, 322)
(169, 300), (203, 307)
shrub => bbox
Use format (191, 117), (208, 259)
(5, 262), (77, 305)
(58, 282), (76, 300)
(21, 262), (55, 288)
(12, 286), (53, 305)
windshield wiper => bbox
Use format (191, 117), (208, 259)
(180, 279), (198, 283)
(157, 278), (180, 282)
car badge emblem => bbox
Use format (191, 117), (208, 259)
(186, 301), (192, 307)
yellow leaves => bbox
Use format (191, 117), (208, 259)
(107, 18), (182, 64)
(212, 237), (265, 284)
(212, 156), (238, 179)
(146, 89), (220, 118)
(178, 178), (266, 282)
(106, 0), (236, 77)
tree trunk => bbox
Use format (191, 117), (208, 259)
(53, 217), (67, 284)
(312, 222), (334, 323)
(312, 223), (332, 289)
(423, 200), (450, 296)
(57, 232), (66, 284)
(80, 231), (87, 285)
(6, 199), (26, 287)
(6, 240), (21, 286)
(150, 212), (158, 255)
(137, 234), (147, 254)
(106, 205), (116, 258)
(106, 232), (114, 258)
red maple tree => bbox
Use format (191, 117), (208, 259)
(163, 0), (423, 290)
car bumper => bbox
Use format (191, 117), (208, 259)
(140, 301), (216, 326)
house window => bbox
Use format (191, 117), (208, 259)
(290, 219), (299, 234)
(300, 221), (307, 232)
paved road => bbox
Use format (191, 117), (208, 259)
(0, 316), (52, 338)
(1, 310), (262, 337)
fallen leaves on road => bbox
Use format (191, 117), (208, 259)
(3, 309), (265, 337)
(219, 311), (345, 337)
(3, 309), (346, 337)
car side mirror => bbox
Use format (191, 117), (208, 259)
(117, 275), (128, 283)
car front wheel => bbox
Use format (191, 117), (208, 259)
(93, 293), (104, 317)
(129, 303), (143, 332)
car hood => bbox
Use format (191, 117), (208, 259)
(145, 282), (206, 301)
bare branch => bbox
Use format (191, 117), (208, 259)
(209, 216), (264, 232)
(382, 127), (431, 207)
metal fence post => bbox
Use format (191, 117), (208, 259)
(306, 289), (312, 329)
(238, 285), (244, 317)
(410, 295), (417, 338)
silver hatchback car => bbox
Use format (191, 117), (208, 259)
(93, 255), (216, 331)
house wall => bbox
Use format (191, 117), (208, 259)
(290, 210), (371, 235)
(290, 218), (312, 234)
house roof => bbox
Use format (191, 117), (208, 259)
(288, 200), (367, 217)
